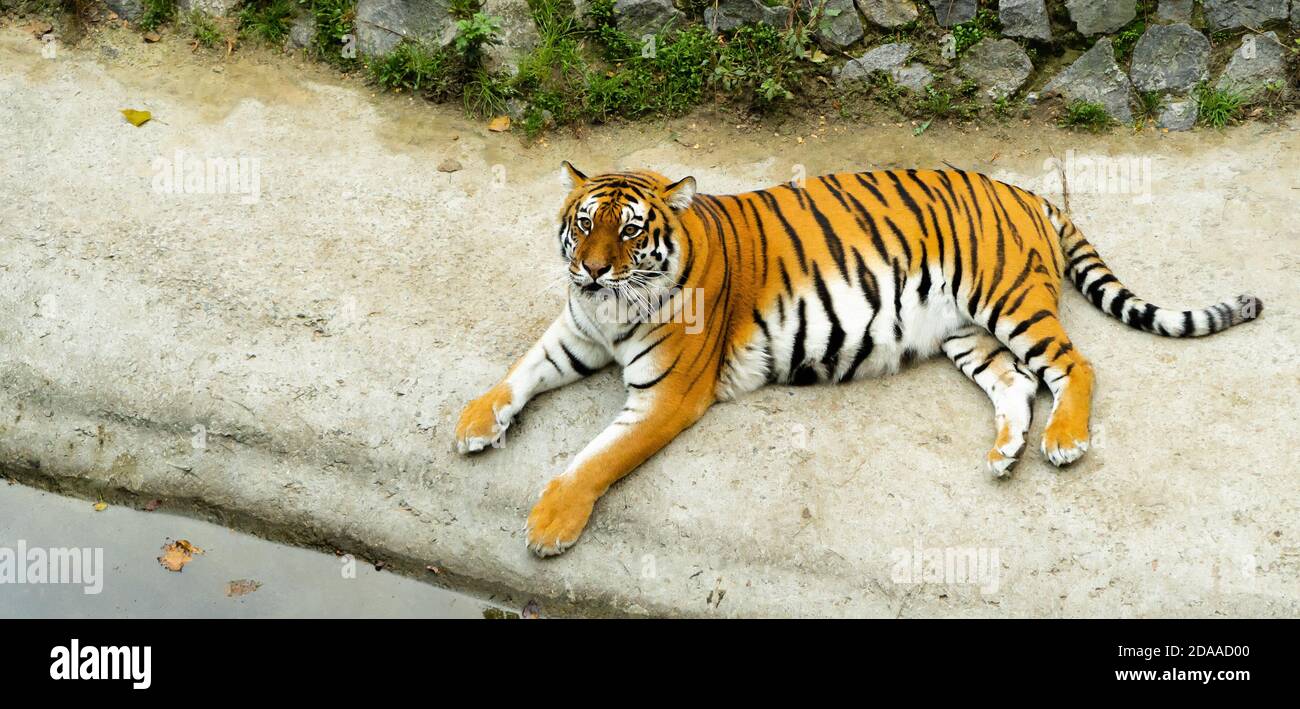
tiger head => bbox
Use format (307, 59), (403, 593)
(557, 162), (696, 300)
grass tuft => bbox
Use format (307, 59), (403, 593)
(238, 0), (295, 45)
(1196, 83), (1244, 128)
(1059, 100), (1116, 132)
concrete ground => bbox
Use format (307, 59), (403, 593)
(1, 23), (1297, 617)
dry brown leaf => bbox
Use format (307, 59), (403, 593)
(158, 538), (203, 572)
(120, 109), (152, 127)
(143, 499), (162, 512)
(225, 579), (262, 597)
(487, 115), (510, 132)
(143, 32), (160, 43)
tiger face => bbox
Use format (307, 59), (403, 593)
(557, 162), (695, 303)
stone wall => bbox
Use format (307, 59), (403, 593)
(97, 0), (1298, 130)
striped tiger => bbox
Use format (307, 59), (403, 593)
(456, 162), (1262, 556)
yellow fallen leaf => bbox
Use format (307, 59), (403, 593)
(158, 538), (204, 572)
(487, 115), (510, 132)
(93, 501), (108, 512)
(121, 109), (152, 127)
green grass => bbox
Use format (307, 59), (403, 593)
(369, 40), (456, 95)
(1196, 84), (1244, 128)
(1111, 18), (1146, 62)
(301, 0), (358, 67)
(951, 9), (999, 56)
(713, 23), (802, 110)
(915, 81), (980, 120)
(366, 3), (509, 116)
(238, 0), (295, 44)
(1059, 100), (1116, 132)
(1136, 90), (1161, 122)
(183, 9), (223, 48)
(462, 69), (513, 118)
(138, 0), (175, 31)
(511, 0), (803, 128)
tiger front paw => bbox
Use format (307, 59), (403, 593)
(454, 383), (514, 454)
(525, 478), (595, 557)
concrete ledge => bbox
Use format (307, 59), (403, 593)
(2, 28), (1298, 616)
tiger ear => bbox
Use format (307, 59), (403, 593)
(561, 161), (588, 189)
(664, 176), (696, 212)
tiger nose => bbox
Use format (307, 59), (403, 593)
(582, 261), (611, 281)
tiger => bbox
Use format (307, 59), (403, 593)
(455, 161), (1262, 557)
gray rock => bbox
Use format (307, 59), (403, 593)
(999, 0), (1052, 41)
(1215, 31), (1288, 100)
(178, 0), (242, 15)
(1041, 38), (1136, 124)
(102, 0), (143, 21)
(483, 0), (540, 73)
(1293, 1), (1300, 27)
(1129, 23), (1209, 94)
(704, 0), (787, 33)
(804, 0), (865, 49)
(1065, 0), (1136, 36)
(857, 0), (920, 28)
(355, 0), (456, 57)
(837, 42), (911, 83)
(1201, 0), (1288, 31)
(926, 0), (977, 26)
(892, 63), (935, 91)
(1156, 96), (1197, 130)
(836, 42), (932, 91)
(613, 0), (686, 38)
(959, 38), (1033, 99)
(286, 13), (315, 49)
(1155, 0), (1192, 22)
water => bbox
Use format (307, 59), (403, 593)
(0, 482), (506, 618)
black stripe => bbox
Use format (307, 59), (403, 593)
(1023, 336), (1054, 363)
(752, 309), (771, 339)
(1086, 274), (1119, 308)
(757, 191), (809, 274)
(789, 298), (809, 382)
(917, 241), (932, 304)
(1140, 303), (1158, 331)
(627, 333), (670, 366)
(1007, 309), (1053, 341)
(543, 347), (563, 376)
(885, 171), (928, 232)
(1108, 289), (1134, 319)
(613, 323), (641, 344)
(628, 354), (680, 389)
(892, 260), (904, 341)
(812, 265), (846, 371)
(560, 342), (595, 376)
(805, 189), (851, 281)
